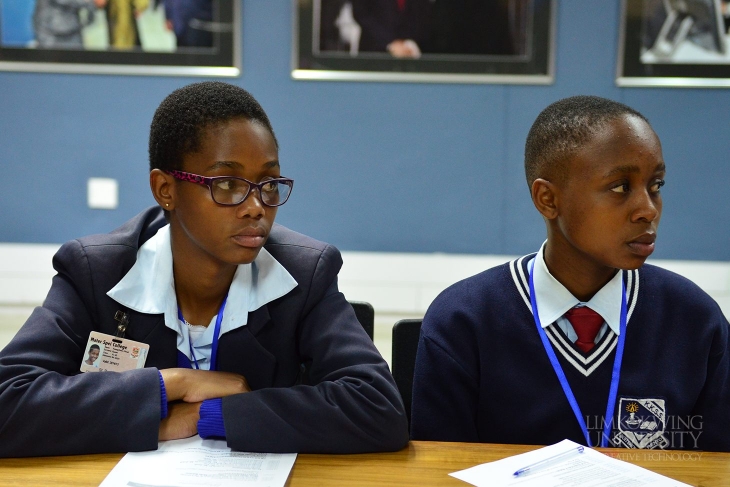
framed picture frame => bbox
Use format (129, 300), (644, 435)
(0, 0), (240, 77)
(292, 0), (556, 84)
(617, 0), (730, 87)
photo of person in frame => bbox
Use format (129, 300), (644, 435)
(316, 0), (530, 58)
(0, 1), (237, 77)
(641, 0), (730, 63)
(618, 0), (730, 86)
(0, 0), (193, 52)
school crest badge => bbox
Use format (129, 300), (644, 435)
(613, 397), (669, 449)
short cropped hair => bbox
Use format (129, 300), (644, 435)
(524, 95), (649, 187)
(149, 81), (278, 172)
(89, 344), (100, 351)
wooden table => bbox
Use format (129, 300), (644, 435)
(0, 441), (728, 486)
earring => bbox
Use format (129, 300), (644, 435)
(165, 203), (169, 207)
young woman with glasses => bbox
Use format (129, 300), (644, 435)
(0, 82), (408, 457)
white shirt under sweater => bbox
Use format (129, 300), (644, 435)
(529, 242), (624, 344)
(106, 225), (298, 370)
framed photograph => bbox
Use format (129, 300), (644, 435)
(292, 0), (556, 84)
(0, 0), (240, 76)
(618, 0), (730, 87)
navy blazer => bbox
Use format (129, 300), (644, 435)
(0, 207), (408, 457)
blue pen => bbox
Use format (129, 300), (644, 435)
(513, 446), (585, 477)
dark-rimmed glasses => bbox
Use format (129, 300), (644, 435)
(166, 170), (294, 207)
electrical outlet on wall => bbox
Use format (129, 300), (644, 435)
(87, 178), (118, 209)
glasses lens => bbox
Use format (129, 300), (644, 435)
(261, 180), (292, 206)
(211, 178), (249, 205)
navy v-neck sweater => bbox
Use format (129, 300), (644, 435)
(410, 256), (730, 451)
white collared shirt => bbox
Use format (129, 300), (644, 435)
(107, 225), (297, 370)
(529, 242), (624, 344)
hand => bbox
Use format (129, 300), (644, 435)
(160, 368), (250, 403)
(159, 401), (201, 441)
(387, 39), (421, 58)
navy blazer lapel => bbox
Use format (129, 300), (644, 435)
(246, 305), (272, 337)
(140, 315), (179, 369)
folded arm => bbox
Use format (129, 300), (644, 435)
(220, 245), (409, 453)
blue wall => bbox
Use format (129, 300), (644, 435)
(0, 1), (36, 46)
(1, 0), (729, 261)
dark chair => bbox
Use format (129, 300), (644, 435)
(349, 301), (374, 341)
(391, 319), (422, 425)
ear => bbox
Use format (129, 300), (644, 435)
(531, 178), (559, 220)
(150, 169), (176, 211)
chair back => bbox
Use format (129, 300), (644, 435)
(349, 301), (374, 341)
(391, 319), (422, 425)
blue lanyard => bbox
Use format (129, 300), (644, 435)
(528, 261), (627, 448)
(177, 294), (228, 371)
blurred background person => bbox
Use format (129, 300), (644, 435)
(106, 0), (149, 49)
(33, 0), (107, 48)
(162, 0), (213, 48)
(350, 0), (431, 58)
(319, 0), (362, 54)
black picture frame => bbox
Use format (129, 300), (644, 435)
(0, 0), (240, 77)
(293, 0), (555, 84)
(617, 0), (730, 87)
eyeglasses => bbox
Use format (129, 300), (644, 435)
(166, 170), (294, 207)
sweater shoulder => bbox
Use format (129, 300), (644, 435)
(430, 254), (533, 308)
(640, 263), (720, 309)
(637, 264), (728, 331)
(435, 261), (514, 301)
(422, 258), (529, 336)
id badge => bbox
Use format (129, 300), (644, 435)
(80, 331), (149, 373)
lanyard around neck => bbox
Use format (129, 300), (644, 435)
(528, 260), (627, 448)
(177, 294), (228, 371)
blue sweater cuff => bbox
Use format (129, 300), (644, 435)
(158, 371), (168, 419)
(198, 398), (226, 439)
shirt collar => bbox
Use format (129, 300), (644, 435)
(107, 224), (297, 338)
(531, 242), (623, 336)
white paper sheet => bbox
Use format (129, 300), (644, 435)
(99, 436), (296, 487)
(450, 439), (691, 487)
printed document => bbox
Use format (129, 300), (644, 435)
(450, 439), (690, 487)
(100, 435), (296, 487)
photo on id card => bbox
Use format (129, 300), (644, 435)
(80, 331), (149, 373)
